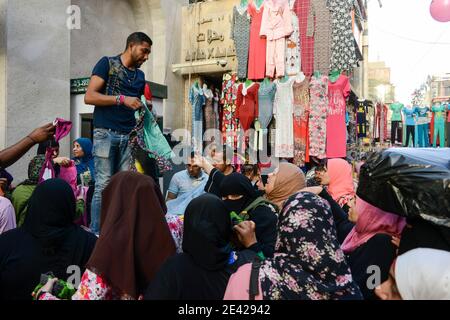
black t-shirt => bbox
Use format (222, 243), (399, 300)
(91, 56), (146, 133)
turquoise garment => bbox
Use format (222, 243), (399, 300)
(432, 104), (446, 124)
(402, 107), (416, 126)
(390, 103), (404, 121)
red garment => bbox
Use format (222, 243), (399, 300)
(293, 0), (314, 77)
(375, 103), (388, 142)
(326, 75), (350, 158)
(293, 79), (310, 167)
(247, 2), (267, 80)
(236, 82), (260, 132)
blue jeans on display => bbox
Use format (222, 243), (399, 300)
(416, 124), (429, 147)
(90, 128), (132, 235)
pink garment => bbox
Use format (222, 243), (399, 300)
(260, 0), (294, 78)
(341, 197), (406, 253)
(260, 0), (293, 41)
(224, 263), (263, 300)
(266, 38), (288, 78)
(327, 158), (355, 207)
(38, 118), (73, 184)
(326, 75), (350, 158)
(247, 2), (267, 80)
(59, 161), (78, 194)
(293, 0), (314, 76)
(0, 197), (16, 234)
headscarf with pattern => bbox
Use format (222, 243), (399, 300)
(259, 192), (363, 300)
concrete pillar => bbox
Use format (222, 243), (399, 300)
(0, 0), (7, 150)
(5, 0), (71, 182)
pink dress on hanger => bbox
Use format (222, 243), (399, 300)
(326, 75), (350, 158)
(247, 1), (267, 80)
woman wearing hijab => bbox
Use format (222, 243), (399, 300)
(316, 158), (355, 212)
(53, 138), (95, 186)
(224, 192), (363, 300)
(341, 196), (406, 300)
(37, 172), (176, 300)
(0, 179), (97, 300)
(264, 163), (306, 209)
(11, 155), (46, 227)
(375, 248), (450, 300)
(145, 193), (235, 300)
(220, 173), (278, 258)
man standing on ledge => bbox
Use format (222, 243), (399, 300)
(85, 32), (152, 235)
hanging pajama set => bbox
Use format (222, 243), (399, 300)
(274, 79), (294, 158)
(431, 104), (446, 147)
(231, 5), (251, 79)
(389, 102), (403, 144)
(260, 0), (294, 78)
(326, 75), (350, 159)
(414, 106), (430, 147)
(402, 107), (416, 147)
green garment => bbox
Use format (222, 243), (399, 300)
(390, 103), (404, 121)
(432, 104), (446, 124)
(11, 184), (36, 227)
(75, 199), (85, 220)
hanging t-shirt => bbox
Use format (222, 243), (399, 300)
(326, 75), (350, 158)
(389, 102), (404, 122)
(447, 103), (450, 122)
(402, 107), (416, 126)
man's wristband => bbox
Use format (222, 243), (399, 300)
(116, 95), (125, 105)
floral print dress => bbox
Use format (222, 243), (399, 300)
(221, 73), (241, 148)
(328, 0), (362, 72)
(308, 75), (328, 159)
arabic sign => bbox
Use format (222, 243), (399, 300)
(182, 0), (238, 69)
(71, 78), (90, 94)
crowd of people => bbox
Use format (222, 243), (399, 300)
(0, 32), (448, 301)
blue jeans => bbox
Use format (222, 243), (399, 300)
(90, 128), (131, 234)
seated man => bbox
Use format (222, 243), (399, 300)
(166, 152), (207, 201)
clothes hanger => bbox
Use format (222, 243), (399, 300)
(313, 70), (321, 78)
(329, 69), (341, 83)
(280, 74), (289, 83)
(295, 72), (305, 83)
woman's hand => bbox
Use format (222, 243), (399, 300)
(36, 278), (58, 298)
(53, 157), (71, 167)
(233, 221), (257, 248)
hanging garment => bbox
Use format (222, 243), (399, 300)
(38, 118), (72, 184)
(213, 89), (221, 130)
(285, 7), (301, 76)
(294, 0), (315, 76)
(231, 5), (251, 79)
(391, 121), (403, 144)
(375, 103), (388, 142)
(221, 73), (240, 147)
(292, 78), (310, 166)
(307, 0), (332, 75)
(129, 97), (173, 174)
(308, 75), (328, 159)
(328, 0), (362, 72)
(274, 80), (294, 158)
(356, 100), (368, 138)
(260, 0), (293, 78)
(258, 81), (277, 151)
(327, 75), (350, 158)
(293, 0), (315, 76)
(236, 82), (260, 132)
(189, 84), (205, 151)
(432, 104), (446, 147)
(447, 104), (450, 147)
(414, 106), (430, 147)
(203, 88), (216, 132)
(402, 107), (416, 147)
(247, 2), (267, 80)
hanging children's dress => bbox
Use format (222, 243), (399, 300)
(258, 81), (277, 151)
(293, 0), (315, 76)
(236, 82), (260, 132)
(308, 75), (328, 159)
(221, 73), (240, 147)
(247, 1), (267, 80)
(274, 79), (294, 158)
(326, 75), (350, 158)
(189, 84), (205, 151)
(292, 78), (310, 166)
